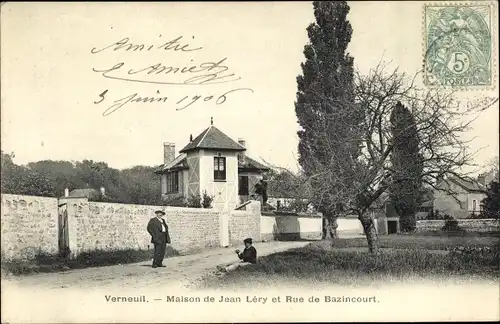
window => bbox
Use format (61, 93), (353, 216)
(214, 157), (226, 181)
(166, 172), (179, 193)
(238, 175), (249, 195)
(472, 199), (477, 211)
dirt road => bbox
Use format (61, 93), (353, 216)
(2, 241), (310, 291)
(2, 239), (498, 323)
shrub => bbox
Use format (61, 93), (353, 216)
(187, 194), (202, 208)
(441, 218), (465, 233)
(162, 195), (188, 207)
(262, 203), (276, 212)
(468, 212), (491, 219)
(426, 210), (447, 220)
(201, 190), (214, 208)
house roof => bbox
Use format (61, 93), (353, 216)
(446, 176), (487, 192)
(239, 156), (269, 171)
(155, 154), (269, 174)
(154, 153), (189, 173)
(179, 125), (246, 153)
(420, 200), (433, 208)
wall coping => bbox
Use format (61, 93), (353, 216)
(417, 219), (499, 223)
(261, 211), (322, 218)
(1, 193), (58, 201)
(88, 200), (220, 213)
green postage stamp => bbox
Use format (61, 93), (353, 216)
(424, 3), (495, 88)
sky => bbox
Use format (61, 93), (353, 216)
(1, 1), (498, 174)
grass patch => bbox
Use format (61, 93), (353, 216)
(198, 234), (500, 290)
(1, 246), (180, 276)
(332, 232), (499, 251)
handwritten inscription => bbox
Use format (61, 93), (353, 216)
(466, 96), (498, 111)
(98, 88), (254, 117)
(91, 36), (203, 54)
(91, 36), (253, 116)
(92, 58), (240, 85)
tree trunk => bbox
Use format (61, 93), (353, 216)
(322, 217), (331, 240)
(322, 214), (338, 240)
(358, 213), (379, 254)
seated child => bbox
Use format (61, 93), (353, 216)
(217, 238), (257, 272)
(236, 237), (257, 264)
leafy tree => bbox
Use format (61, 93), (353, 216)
(481, 181), (500, 219)
(27, 160), (84, 196)
(1, 152), (163, 204)
(254, 179), (268, 205)
(15, 170), (55, 197)
(119, 166), (162, 205)
(389, 102), (424, 232)
(295, 1), (361, 239)
(1, 151), (25, 194)
(266, 168), (312, 212)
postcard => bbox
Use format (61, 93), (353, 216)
(1, 1), (499, 323)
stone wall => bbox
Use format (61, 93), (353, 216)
(337, 218), (364, 236)
(416, 219), (499, 233)
(1, 194), (316, 262)
(68, 200), (221, 256)
(1, 194), (59, 261)
(261, 212), (322, 241)
(229, 210), (261, 246)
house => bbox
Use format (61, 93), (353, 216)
(154, 121), (269, 210)
(433, 176), (488, 218)
(366, 190), (434, 235)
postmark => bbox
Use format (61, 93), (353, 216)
(423, 3), (495, 88)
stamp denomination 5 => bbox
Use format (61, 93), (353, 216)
(423, 3), (495, 88)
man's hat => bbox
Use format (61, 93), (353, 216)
(243, 238), (252, 244)
(154, 210), (166, 216)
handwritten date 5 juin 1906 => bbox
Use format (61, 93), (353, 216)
(95, 88), (254, 117)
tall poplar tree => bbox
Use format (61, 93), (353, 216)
(389, 102), (424, 232)
(295, 1), (361, 239)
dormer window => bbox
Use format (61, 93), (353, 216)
(214, 156), (226, 181)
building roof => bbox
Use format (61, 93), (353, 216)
(155, 154), (269, 174)
(179, 125), (246, 153)
(155, 153), (189, 173)
(61, 188), (100, 199)
(239, 156), (269, 171)
(446, 176), (487, 192)
(420, 200), (433, 208)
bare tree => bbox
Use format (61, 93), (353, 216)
(487, 156), (499, 179)
(298, 61), (486, 254)
(263, 163), (313, 213)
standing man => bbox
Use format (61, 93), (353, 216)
(147, 210), (171, 268)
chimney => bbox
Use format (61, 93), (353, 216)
(163, 142), (175, 164)
(100, 186), (105, 196)
(238, 138), (246, 164)
(477, 173), (486, 186)
(64, 188), (69, 197)
(190, 134), (193, 142)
